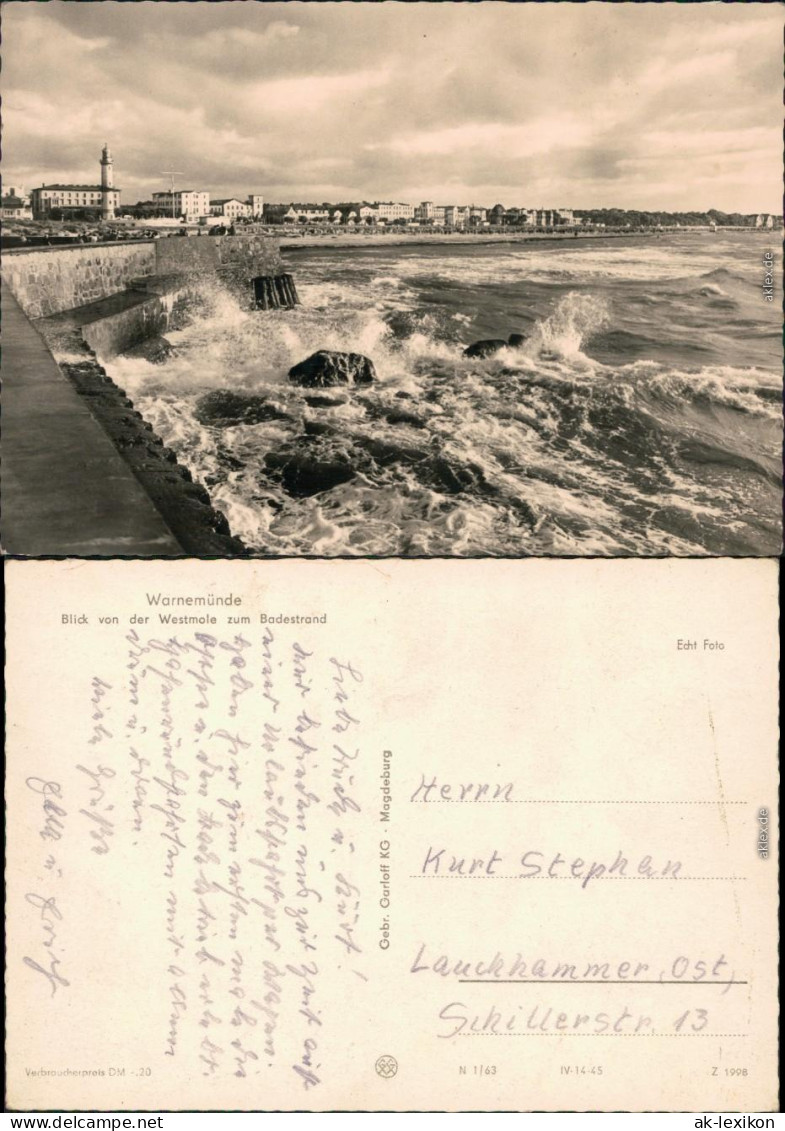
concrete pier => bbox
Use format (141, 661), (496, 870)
(1, 233), (283, 318)
(42, 276), (189, 360)
(1, 280), (184, 556)
(1, 233), (284, 556)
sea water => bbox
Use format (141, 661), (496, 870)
(106, 232), (782, 556)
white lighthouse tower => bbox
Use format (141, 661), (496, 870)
(100, 143), (115, 220)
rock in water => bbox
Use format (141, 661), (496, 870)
(385, 411), (426, 429)
(264, 450), (355, 497)
(195, 390), (293, 427)
(288, 350), (376, 388)
(508, 333), (527, 348)
(123, 335), (178, 364)
(463, 339), (507, 358)
(303, 394), (348, 408)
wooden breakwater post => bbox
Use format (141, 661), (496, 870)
(253, 272), (300, 310)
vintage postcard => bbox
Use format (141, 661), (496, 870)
(4, 558), (778, 1111)
(2, 0), (781, 1117)
(1, 1), (782, 558)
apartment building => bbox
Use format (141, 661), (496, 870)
(283, 204), (331, 222)
(31, 184), (121, 219)
(414, 202), (446, 224)
(331, 206), (360, 224)
(444, 205), (470, 228)
(521, 208), (575, 227)
(1, 190), (32, 219)
(152, 190), (210, 219)
(373, 201), (416, 222)
(210, 198), (252, 220)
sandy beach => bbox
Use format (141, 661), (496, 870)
(277, 228), (656, 250)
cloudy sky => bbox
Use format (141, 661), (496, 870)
(2, 1), (782, 212)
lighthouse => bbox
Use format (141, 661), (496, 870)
(100, 143), (115, 220)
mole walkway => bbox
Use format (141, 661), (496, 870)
(1, 280), (183, 556)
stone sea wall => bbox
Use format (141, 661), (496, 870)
(2, 234), (287, 554)
(55, 354), (248, 557)
(1, 234), (284, 319)
(80, 290), (185, 359)
(155, 233), (283, 276)
(1, 242), (157, 318)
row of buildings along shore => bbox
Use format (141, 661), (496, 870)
(1, 145), (780, 231)
(262, 201), (577, 229)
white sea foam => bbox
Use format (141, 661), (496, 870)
(105, 235), (782, 557)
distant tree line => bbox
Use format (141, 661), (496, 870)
(575, 208), (770, 227)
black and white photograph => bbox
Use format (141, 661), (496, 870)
(1, 0), (782, 557)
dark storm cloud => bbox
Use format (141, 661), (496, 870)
(2, 1), (781, 211)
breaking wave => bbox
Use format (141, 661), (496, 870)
(105, 234), (782, 557)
